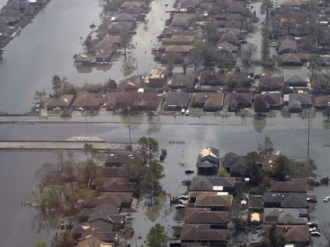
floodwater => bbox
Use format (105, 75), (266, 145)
(0, 0), (177, 114)
(1, 114), (330, 246)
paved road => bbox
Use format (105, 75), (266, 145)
(0, 141), (127, 150)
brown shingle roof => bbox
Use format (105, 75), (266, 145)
(180, 224), (228, 242)
(183, 208), (228, 224)
(271, 178), (307, 193)
(195, 192), (233, 207)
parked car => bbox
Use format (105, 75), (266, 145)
(77, 107), (84, 111)
(324, 196), (330, 202)
(185, 109), (190, 116)
(53, 107), (61, 111)
(307, 196), (317, 203)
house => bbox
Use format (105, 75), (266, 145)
(160, 53), (185, 64)
(120, 1), (145, 9)
(78, 203), (125, 224)
(218, 41), (238, 53)
(255, 94), (282, 111)
(287, 94), (312, 113)
(258, 75), (283, 91)
(106, 92), (159, 111)
(118, 7), (143, 18)
(71, 221), (114, 241)
(99, 177), (136, 192)
(227, 92), (252, 112)
(93, 192), (133, 208)
(283, 73), (308, 87)
(161, 27), (195, 38)
(74, 53), (92, 67)
(72, 91), (102, 111)
(104, 150), (145, 167)
(161, 35), (194, 45)
(314, 95), (330, 110)
(248, 195), (264, 212)
(76, 235), (116, 247)
(112, 13), (136, 22)
(107, 22), (134, 35)
(192, 192), (233, 210)
(92, 35), (119, 63)
(278, 40), (298, 54)
(196, 147), (220, 172)
(168, 73), (194, 89)
(170, 13), (194, 29)
(46, 95), (75, 110)
(264, 192), (308, 208)
(183, 208), (228, 227)
(193, 92), (224, 112)
(100, 167), (127, 178)
(264, 208), (308, 225)
(227, 1), (245, 14)
(178, 0), (200, 12)
(80, 231), (119, 244)
(270, 178), (308, 193)
(199, 71), (221, 86)
(163, 92), (191, 111)
(264, 225), (309, 246)
(219, 31), (239, 45)
(261, 154), (281, 172)
(189, 177), (235, 192)
(143, 69), (167, 88)
(180, 224), (228, 243)
(223, 152), (247, 177)
(279, 53), (303, 66)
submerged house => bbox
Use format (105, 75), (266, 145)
(196, 147), (220, 173)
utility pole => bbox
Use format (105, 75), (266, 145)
(128, 107), (132, 146)
(307, 107), (311, 158)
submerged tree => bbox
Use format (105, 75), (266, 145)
(272, 155), (292, 181)
(258, 135), (274, 154)
(260, 0), (274, 24)
(240, 43), (257, 71)
(323, 106), (330, 121)
(34, 90), (47, 106)
(137, 137), (160, 163)
(254, 95), (268, 117)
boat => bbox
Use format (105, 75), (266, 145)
(310, 231), (321, 237)
(165, 3), (168, 6)
(179, 195), (189, 200)
(307, 196), (317, 203)
(307, 221), (318, 227)
(324, 196), (330, 202)
(175, 204), (186, 209)
(178, 199), (187, 205)
(185, 169), (194, 174)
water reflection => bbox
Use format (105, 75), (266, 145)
(322, 120), (330, 130)
(146, 115), (161, 135)
(120, 113), (143, 131)
(252, 116), (267, 132)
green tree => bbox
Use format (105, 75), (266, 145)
(77, 159), (103, 189)
(140, 169), (157, 196)
(272, 155), (292, 181)
(51, 75), (63, 98)
(323, 106), (330, 121)
(137, 137), (160, 163)
(254, 95), (268, 116)
(261, 224), (287, 247)
(167, 52), (174, 75)
(35, 242), (47, 247)
(34, 90), (47, 106)
(246, 152), (263, 186)
(258, 135), (274, 154)
(146, 224), (168, 247)
(202, 21), (220, 44)
(149, 160), (164, 179)
(260, 0), (274, 24)
(190, 41), (204, 72)
(240, 43), (257, 71)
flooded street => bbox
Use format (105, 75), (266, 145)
(1, 114), (330, 245)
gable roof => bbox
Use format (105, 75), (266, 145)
(223, 152), (247, 173)
(105, 150), (144, 166)
(276, 225), (309, 243)
(100, 177), (135, 192)
(259, 75), (283, 90)
(190, 177), (235, 191)
(183, 208), (228, 224)
(264, 208), (308, 225)
(194, 92), (224, 108)
(195, 192), (233, 207)
(271, 178), (307, 193)
(259, 94), (281, 107)
(168, 73), (193, 87)
(279, 39), (298, 53)
(72, 91), (102, 108)
(77, 236), (115, 247)
(164, 92), (191, 108)
(218, 41), (238, 53)
(315, 95), (330, 107)
(284, 74), (307, 84)
(288, 94), (312, 107)
(46, 95), (75, 108)
(93, 192), (133, 208)
(180, 224), (228, 242)
(228, 93), (252, 108)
